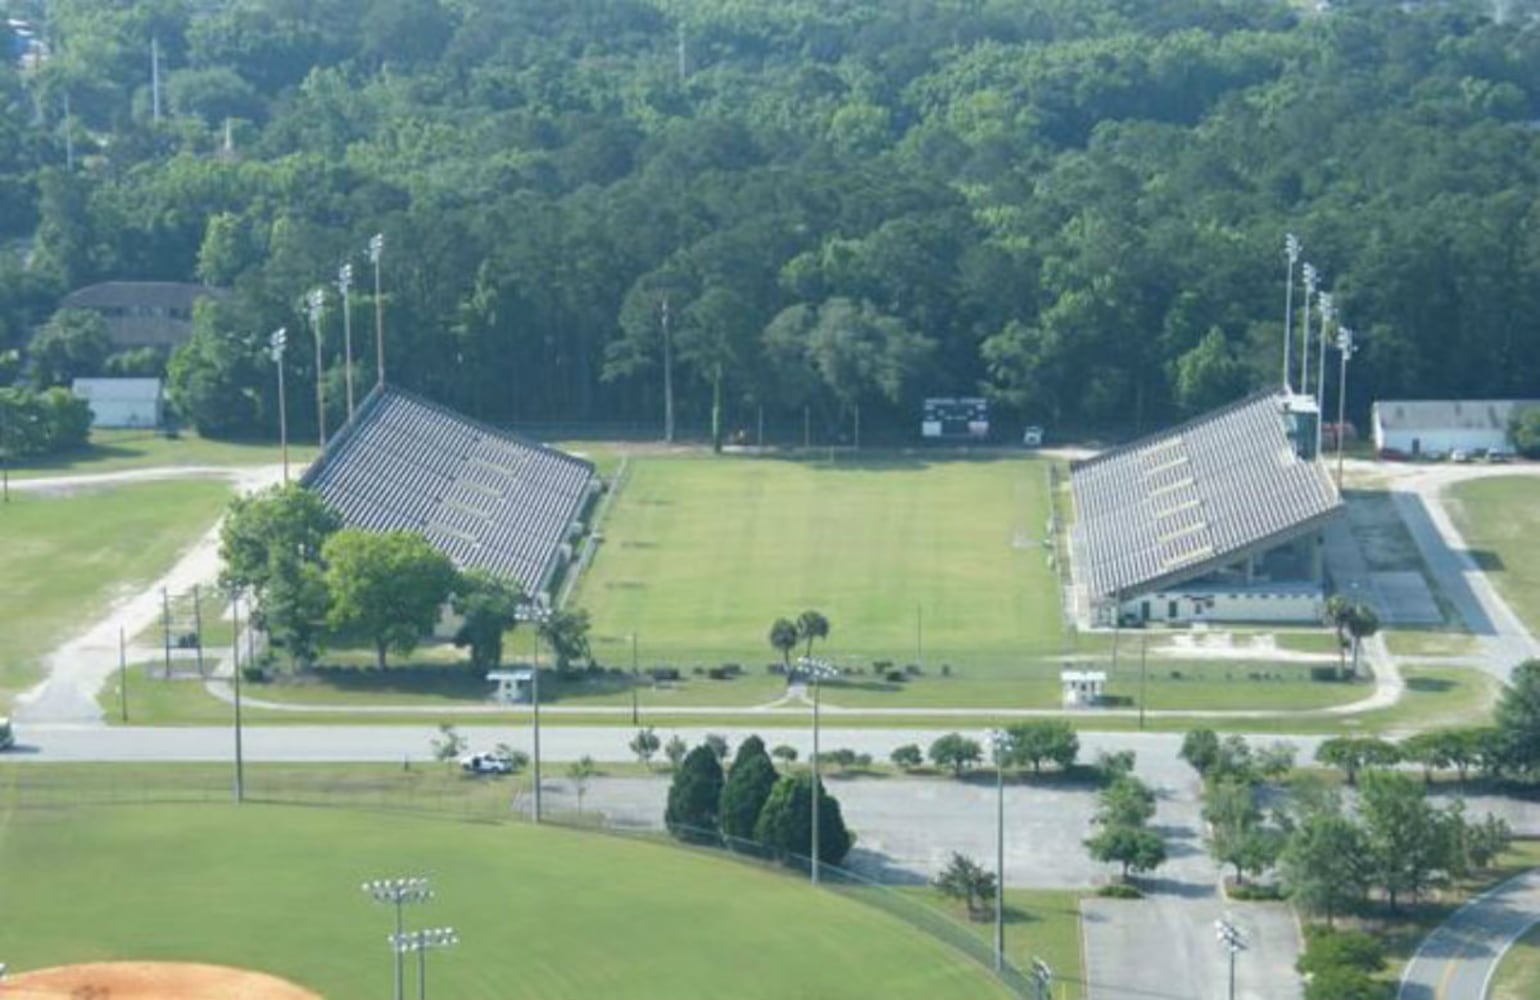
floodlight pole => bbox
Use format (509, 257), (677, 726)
(1315, 292), (1333, 457)
(369, 234), (386, 387)
(364, 877), (433, 1000)
(1283, 234), (1300, 391)
(1215, 917), (1243, 1000)
(630, 631), (640, 726)
(308, 288), (327, 448)
(1298, 264), (1317, 398)
(1335, 328), (1355, 490)
(271, 328), (290, 484)
(232, 589), (244, 804)
(339, 263), (356, 420)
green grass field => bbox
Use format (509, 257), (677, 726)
(1492, 921), (1540, 1000)
(0, 481), (233, 711)
(576, 454), (1065, 670)
(9, 428), (317, 480)
(0, 794), (1015, 1000)
(1446, 476), (1540, 635)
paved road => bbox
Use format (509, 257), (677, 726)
(1398, 870), (1540, 1000)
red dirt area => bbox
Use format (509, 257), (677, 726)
(1, 962), (322, 999)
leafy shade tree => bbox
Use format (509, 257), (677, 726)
(890, 744), (924, 770)
(1510, 409), (1540, 459)
(323, 529), (459, 669)
(431, 724), (467, 769)
(665, 744), (724, 841)
(768, 617), (799, 670)
(1085, 824), (1167, 882)
(720, 736), (779, 842)
(754, 771), (853, 867)
(796, 609), (830, 660)
(28, 308), (112, 387)
(934, 852), (997, 921)
(663, 735), (688, 771)
(1005, 720), (1080, 774)
(1495, 659), (1540, 774)
(450, 569), (523, 670)
(1315, 737), (1401, 787)
(538, 608), (592, 670)
(704, 733), (731, 763)
(1179, 728), (1221, 777)
(1204, 777), (1282, 885)
(568, 755), (597, 812)
(629, 727), (661, 766)
(1098, 775), (1157, 828)
(1280, 811), (1370, 927)
(1173, 328), (1249, 414)
(929, 733), (983, 777)
(771, 744), (799, 764)
(1345, 604), (1380, 680)
(0, 386), (92, 457)
(798, 297), (934, 449)
(1359, 771), (1457, 911)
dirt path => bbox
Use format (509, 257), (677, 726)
(11, 465), (286, 724)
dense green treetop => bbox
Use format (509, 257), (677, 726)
(4, 0), (1540, 441)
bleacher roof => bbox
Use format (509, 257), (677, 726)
(301, 387), (596, 594)
(1069, 391), (1342, 601)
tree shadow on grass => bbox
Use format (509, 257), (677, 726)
(1405, 676), (1456, 693)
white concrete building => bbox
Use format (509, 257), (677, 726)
(1371, 399), (1537, 457)
(71, 378), (163, 429)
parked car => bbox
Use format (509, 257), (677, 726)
(1022, 425), (1045, 447)
(459, 752), (513, 775)
(1450, 449), (1472, 463)
(1486, 449), (1511, 464)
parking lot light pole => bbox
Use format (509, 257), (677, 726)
(1215, 917), (1244, 1000)
(364, 877), (433, 1000)
(516, 603), (552, 823)
(799, 656), (840, 885)
(986, 729), (1009, 974)
(391, 927), (458, 1000)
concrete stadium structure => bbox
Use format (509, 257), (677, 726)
(1069, 390), (1344, 626)
(301, 386), (599, 598)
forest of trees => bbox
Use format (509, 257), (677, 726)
(2, 0), (1539, 444)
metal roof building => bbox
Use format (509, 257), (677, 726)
(1069, 391), (1344, 625)
(301, 386), (598, 596)
(59, 282), (229, 348)
(1371, 399), (1537, 457)
(71, 377), (164, 429)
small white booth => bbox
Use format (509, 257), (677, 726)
(1061, 669), (1107, 708)
(488, 669), (535, 704)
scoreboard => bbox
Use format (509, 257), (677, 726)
(921, 397), (989, 441)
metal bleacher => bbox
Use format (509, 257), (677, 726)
(1069, 390), (1343, 602)
(301, 387), (597, 594)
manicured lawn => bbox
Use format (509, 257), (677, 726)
(10, 428), (316, 479)
(1446, 476), (1540, 635)
(575, 454), (1066, 672)
(1492, 921), (1540, 1000)
(0, 481), (233, 711)
(1384, 629), (1480, 658)
(905, 888), (1085, 1000)
(0, 794), (1009, 1000)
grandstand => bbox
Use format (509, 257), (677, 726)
(1069, 390), (1343, 626)
(301, 386), (599, 596)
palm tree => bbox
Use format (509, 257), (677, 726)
(769, 617), (799, 671)
(1324, 595), (1352, 679)
(796, 609), (830, 660)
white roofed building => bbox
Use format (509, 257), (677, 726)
(1370, 399), (1538, 458)
(71, 378), (164, 429)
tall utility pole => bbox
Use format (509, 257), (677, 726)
(338, 263), (356, 419)
(232, 589), (244, 804)
(986, 729), (1007, 975)
(151, 37), (161, 123)
(1315, 292), (1333, 457)
(661, 295), (675, 443)
(1298, 263), (1317, 398)
(270, 329), (289, 483)
(307, 288), (327, 448)
(1335, 328), (1357, 490)
(1283, 233), (1300, 391)
(368, 234), (386, 386)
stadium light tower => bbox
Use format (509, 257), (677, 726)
(338, 262), (356, 420)
(363, 877), (434, 1000)
(1315, 291), (1334, 456)
(515, 601), (553, 823)
(307, 288), (328, 448)
(798, 655), (840, 885)
(1283, 233), (1300, 391)
(1215, 917), (1245, 1000)
(1335, 327), (1357, 489)
(1298, 263), (1317, 396)
(390, 926), (458, 1000)
(368, 233), (386, 386)
(984, 728), (1010, 975)
(269, 328), (290, 484)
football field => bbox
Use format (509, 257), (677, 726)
(576, 454), (1065, 675)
